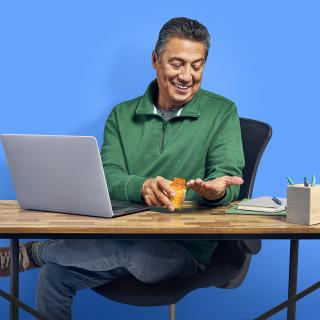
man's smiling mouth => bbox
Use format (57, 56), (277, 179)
(172, 83), (191, 90)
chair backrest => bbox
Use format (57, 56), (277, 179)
(234, 118), (272, 256)
(238, 118), (272, 200)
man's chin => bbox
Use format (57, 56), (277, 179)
(170, 95), (193, 106)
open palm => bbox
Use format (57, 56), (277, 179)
(187, 176), (244, 201)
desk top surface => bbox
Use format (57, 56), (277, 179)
(1, 200), (320, 239)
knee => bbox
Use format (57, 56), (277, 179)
(37, 263), (67, 288)
(41, 261), (66, 276)
(38, 262), (76, 294)
(36, 263), (80, 311)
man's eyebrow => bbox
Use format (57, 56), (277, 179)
(168, 57), (205, 63)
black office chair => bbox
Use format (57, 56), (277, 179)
(92, 117), (272, 320)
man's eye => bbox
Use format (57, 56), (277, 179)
(192, 65), (201, 71)
(171, 64), (182, 69)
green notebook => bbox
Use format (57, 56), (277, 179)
(226, 205), (286, 216)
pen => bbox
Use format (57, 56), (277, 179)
(272, 197), (282, 205)
(312, 174), (316, 187)
(304, 177), (309, 187)
(286, 176), (294, 185)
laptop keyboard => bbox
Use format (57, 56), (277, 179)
(111, 200), (134, 211)
(112, 206), (124, 210)
(110, 200), (149, 214)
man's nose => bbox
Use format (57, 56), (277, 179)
(178, 66), (192, 83)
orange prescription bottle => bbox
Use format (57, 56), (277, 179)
(170, 177), (187, 209)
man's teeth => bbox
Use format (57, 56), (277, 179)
(174, 83), (189, 90)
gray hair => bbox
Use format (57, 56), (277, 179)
(155, 17), (211, 61)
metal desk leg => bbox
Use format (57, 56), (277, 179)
(287, 239), (299, 320)
(255, 239), (320, 320)
(10, 239), (19, 320)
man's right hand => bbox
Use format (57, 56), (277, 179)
(141, 176), (176, 212)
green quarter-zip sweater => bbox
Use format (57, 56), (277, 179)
(101, 80), (245, 265)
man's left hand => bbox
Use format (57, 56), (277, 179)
(187, 176), (244, 201)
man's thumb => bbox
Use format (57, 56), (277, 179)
(225, 176), (244, 186)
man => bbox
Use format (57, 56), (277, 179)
(0, 17), (244, 319)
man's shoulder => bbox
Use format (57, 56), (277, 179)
(113, 95), (143, 112)
(199, 88), (236, 109)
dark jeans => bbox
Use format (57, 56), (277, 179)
(35, 239), (205, 319)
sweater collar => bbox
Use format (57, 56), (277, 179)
(135, 80), (200, 118)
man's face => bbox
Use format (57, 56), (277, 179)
(152, 37), (206, 109)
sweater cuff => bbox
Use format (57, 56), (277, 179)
(126, 175), (148, 203)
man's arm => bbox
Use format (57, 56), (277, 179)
(101, 108), (177, 209)
(188, 103), (245, 206)
(100, 108), (148, 202)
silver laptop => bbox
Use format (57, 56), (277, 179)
(0, 134), (150, 218)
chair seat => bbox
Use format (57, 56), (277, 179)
(92, 241), (249, 307)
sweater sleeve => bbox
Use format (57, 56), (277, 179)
(100, 108), (148, 203)
(195, 103), (245, 206)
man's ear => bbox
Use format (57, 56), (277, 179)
(151, 50), (157, 69)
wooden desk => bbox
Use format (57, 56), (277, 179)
(1, 200), (320, 320)
(2, 200), (320, 238)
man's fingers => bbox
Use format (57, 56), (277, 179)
(195, 178), (204, 185)
(142, 176), (176, 211)
(144, 195), (153, 206)
(201, 182), (219, 193)
(224, 176), (244, 187)
(143, 184), (163, 206)
(187, 178), (205, 190)
(145, 195), (161, 207)
(145, 190), (162, 207)
(186, 176), (243, 202)
(187, 181), (202, 192)
(186, 179), (194, 187)
(156, 177), (176, 197)
(187, 179), (204, 186)
(202, 176), (243, 191)
(151, 184), (175, 211)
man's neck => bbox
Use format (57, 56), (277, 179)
(156, 94), (183, 111)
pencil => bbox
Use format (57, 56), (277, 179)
(312, 174), (316, 187)
(286, 176), (294, 185)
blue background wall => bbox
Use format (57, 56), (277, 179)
(1, 1), (320, 319)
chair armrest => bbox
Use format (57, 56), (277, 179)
(237, 239), (261, 255)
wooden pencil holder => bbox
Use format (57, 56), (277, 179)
(286, 184), (320, 225)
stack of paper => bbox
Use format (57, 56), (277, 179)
(237, 196), (286, 213)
